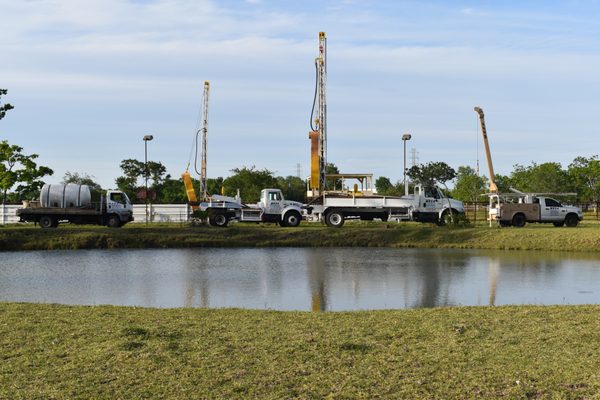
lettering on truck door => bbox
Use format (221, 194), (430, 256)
(266, 191), (283, 215)
(540, 198), (563, 222)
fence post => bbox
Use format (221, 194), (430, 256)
(0, 203), (4, 225)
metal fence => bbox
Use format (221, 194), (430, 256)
(0, 204), (21, 225)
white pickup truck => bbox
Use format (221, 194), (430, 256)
(489, 194), (583, 227)
(305, 185), (465, 228)
(200, 188), (304, 227)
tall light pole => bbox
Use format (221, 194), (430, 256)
(143, 135), (154, 225)
(402, 133), (412, 196)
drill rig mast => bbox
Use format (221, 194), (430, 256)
(308, 32), (327, 198)
(183, 81), (210, 206)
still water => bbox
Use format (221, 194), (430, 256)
(1, 248), (600, 311)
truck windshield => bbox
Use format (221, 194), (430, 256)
(110, 192), (129, 205)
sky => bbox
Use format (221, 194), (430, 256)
(2, 0), (600, 189)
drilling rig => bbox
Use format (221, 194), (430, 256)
(308, 32), (327, 199)
(183, 81), (210, 208)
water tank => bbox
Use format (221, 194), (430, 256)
(40, 183), (92, 208)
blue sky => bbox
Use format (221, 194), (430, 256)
(2, 0), (600, 189)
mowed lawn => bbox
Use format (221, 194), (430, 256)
(2, 303), (600, 399)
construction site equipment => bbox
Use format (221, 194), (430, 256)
(308, 32), (327, 198)
(474, 106), (498, 193)
(200, 189), (304, 228)
(183, 81), (210, 207)
(475, 106), (583, 227)
(17, 184), (133, 228)
(304, 174), (465, 227)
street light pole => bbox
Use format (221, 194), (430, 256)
(402, 133), (412, 196)
(143, 135), (154, 225)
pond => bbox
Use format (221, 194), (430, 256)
(1, 248), (600, 311)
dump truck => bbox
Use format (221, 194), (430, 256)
(488, 193), (583, 227)
(17, 183), (134, 228)
(304, 176), (465, 227)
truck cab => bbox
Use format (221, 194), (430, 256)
(105, 190), (134, 226)
(258, 189), (304, 227)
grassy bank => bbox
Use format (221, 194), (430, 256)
(2, 220), (600, 252)
(2, 302), (600, 398)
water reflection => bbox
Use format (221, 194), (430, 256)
(1, 248), (600, 310)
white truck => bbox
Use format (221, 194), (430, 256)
(16, 183), (134, 228)
(305, 185), (465, 228)
(200, 188), (304, 227)
(488, 193), (583, 227)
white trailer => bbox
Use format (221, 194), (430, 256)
(305, 184), (465, 228)
(199, 188), (304, 228)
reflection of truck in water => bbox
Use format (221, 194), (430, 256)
(17, 183), (134, 228)
(488, 193), (583, 227)
(304, 174), (465, 227)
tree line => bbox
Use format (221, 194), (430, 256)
(2, 88), (600, 209)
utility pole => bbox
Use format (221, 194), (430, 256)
(402, 134), (412, 196)
(143, 134), (154, 225)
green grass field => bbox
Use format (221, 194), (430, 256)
(2, 303), (600, 399)
(1, 216), (600, 252)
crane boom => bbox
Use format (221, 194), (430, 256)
(474, 106), (498, 193)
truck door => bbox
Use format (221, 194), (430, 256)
(540, 198), (563, 222)
(423, 187), (441, 210)
(264, 190), (283, 215)
(107, 192), (128, 214)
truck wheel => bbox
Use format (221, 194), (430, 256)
(325, 211), (345, 228)
(565, 214), (579, 227)
(107, 215), (122, 228)
(499, 221), (511, 227)
(39, 216), (56, 229)
(209, 212), (228, 227)
(553, 221), (564, 227)
(282, 210), (302, 227)
(437, 210), (453, 226)
(380, 213), (389, 222)
(512, 213), (526, 228)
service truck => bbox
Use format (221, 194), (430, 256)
(488, 193), (583, 227)
(17, 183), (134, 228)
(305, 181), (465, 228)
(199, 188), (304, 227)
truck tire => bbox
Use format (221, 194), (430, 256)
(553, 221), (564, 227)
(499, 221), (511, 227)
(325, 210), (345, 228)
(281, 210), (302, 227)
(380, 213), (389, 222)
(209, 212), (228, 227)
(437, 209), (455, 226)
(107, 214), (122, 228)
(39, 216), (56, 229)
(512, 213), (526, 228)
(565, 214), (579, 227)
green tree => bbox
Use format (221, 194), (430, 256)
(452, 166), (486, 203)
(276, 175), (305, 202)
(0, 141), (54, 203)
(510, 162), (571, 193)
(0, 89), (14, 121)
(568, 156), (600, 218)
(375, 176), (404, 196)
(0, 91), (53, 203)
(407, 162), (456, 188)
(115, 159), (167, 202)
(223, 166), (278, 203)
